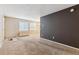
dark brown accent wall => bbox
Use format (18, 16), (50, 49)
(40, 5), (79, 48)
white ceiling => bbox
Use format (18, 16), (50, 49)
(40, 4), (75, 16)
(0, 4), (40, 21)
(0, 4), (75, 21)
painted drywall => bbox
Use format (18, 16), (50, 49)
(0, 14), (4, 48)
(4, 16), (19, 38)
(41, 5), (79, 48)
(4, 16), (40, 39)
(30, 22), (40, 36)
(4, 16), (30, 38)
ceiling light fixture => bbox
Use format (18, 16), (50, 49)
(70, 8), (75, 12)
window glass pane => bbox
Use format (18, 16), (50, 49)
(30, 23), (36, 30)
(19, 22), (29, 31)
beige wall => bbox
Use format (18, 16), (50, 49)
(29, 22), (40, 36)
(4, 16), (40, 39)
(5, 17), (18, 38)
(4, 16), (29, 38)
(0, 15), (4, 47)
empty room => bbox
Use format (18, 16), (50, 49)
(0, 4), (79, 55)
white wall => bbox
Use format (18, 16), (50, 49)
(4, 16), (40, 38)
(0, 14), (4, 48)
(4, 16), (31, 38)
(4, 17), (19, 38)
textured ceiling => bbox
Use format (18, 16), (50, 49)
(0, 4), (75, 21)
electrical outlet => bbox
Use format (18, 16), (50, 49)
(53, 36), (55, 39)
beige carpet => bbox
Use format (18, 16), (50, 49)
(0, 36), (78, 55)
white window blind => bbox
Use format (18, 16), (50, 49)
(19, 22), (29, 31)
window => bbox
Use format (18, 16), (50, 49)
(19, 22), (29, 31)
(30, 23), (36, 30)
